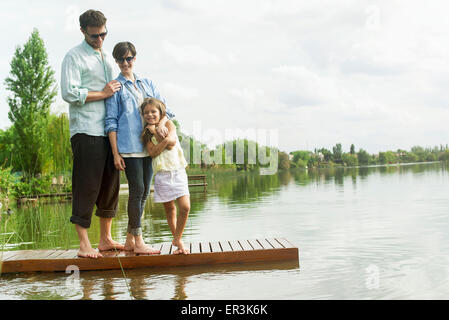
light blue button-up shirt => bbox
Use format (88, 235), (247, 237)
(105, 73), (175, 154)
(61, 40), (116, 138)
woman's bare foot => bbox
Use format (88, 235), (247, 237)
(172, 239), (190, 255)
(124, 234), (136, 251)
(98, 238), (125, 251)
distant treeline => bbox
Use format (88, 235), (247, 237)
(288, 143), (449, 169)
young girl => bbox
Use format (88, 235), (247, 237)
(141, 97), (191, 255)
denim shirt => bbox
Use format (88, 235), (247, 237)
(61, 40), (116, 138)
(105, 73), (175, 154)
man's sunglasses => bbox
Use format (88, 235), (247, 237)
(83, 27), (108, 39)
(116, 56), (135, 64)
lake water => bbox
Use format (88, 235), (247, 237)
(1, 162), (449, 300)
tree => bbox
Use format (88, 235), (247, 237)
(357, 148), (371, 166)
(4, 29), (57, 177)
(350, 144), (355, 155)
(333, 143), (343, 164)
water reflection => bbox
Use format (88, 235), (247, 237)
(1, 161), (448, 299)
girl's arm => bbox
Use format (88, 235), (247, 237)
(146, 136), (172, 158)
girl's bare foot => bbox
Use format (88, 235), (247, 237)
(172, 239), (190, 255)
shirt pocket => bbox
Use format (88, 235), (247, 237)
(120, 92), (135, 113)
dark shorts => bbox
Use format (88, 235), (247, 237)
(70, 133), (120, 229)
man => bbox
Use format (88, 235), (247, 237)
(61, 9), (124, 258)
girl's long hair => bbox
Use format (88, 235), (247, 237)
(140, 97), (167, 146)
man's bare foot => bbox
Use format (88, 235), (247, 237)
(134, 244), (161, 255)
(78, 246), (103, 259)
(98, 238), (125, 251)
(172, 239), (189, 255)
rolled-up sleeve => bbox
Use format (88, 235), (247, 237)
(61, 54), (88, 106)
(105, 92), (119, 134)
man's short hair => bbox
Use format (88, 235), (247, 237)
(79, 10), (107, 30)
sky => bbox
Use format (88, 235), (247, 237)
(1, 0), (449, 154)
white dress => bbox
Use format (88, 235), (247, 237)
(151, 136), (189, 203)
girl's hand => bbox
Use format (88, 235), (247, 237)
(113, 154), (126, 171)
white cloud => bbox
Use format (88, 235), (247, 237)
(1, 0), (449, 154)
(162, 40), (222, 66)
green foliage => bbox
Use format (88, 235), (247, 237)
(342, 153), (358, 167)
(11, 175), (53, 198)
(0, 166), (17, 211)
(278, 152), (290, 170)
(357, 148), (371, 166)
(379, 151), (398, 164)
(332, 143), (343, 164)
(4, 28), (57, 177)
(42, 113), (72, 174)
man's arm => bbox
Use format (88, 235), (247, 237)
(61, 54), (121, 105)
(86, 81), (121, 103)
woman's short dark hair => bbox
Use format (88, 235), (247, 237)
(79, 10), (107, 30)
(112, 42), (137, 60)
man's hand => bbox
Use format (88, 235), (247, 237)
(103, 80), (121, 98)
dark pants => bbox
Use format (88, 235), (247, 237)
(123, 157), (153, 236)
(70, 133), (120, 229)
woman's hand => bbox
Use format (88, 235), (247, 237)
(113, 153), (126, 171)
(156, 125), (169, 138)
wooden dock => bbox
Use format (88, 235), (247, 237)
(0, 238), (298, 274)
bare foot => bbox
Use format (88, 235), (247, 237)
(124, 237), (136, 251)
(98, 238), (125, 251)
(172, 239), (190, 255)
(78, 246), (103, 259)
(134, 244), (161, 255)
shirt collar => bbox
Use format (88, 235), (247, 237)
(81, 39), (103, 55)
(117, 73), (142, 85)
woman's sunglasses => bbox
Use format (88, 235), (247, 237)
(116, 56), (135, 64)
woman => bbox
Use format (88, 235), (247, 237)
(105, 41), (175, 254)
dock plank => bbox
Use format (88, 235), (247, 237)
(219, 241), (233, 252)
(228, 240), (243, 251)
(3, 250), (42, 261)
(56, 250), (79, 259)
(190, 242), (200, 254)
(1, 251), (22, 261)
(277, 238), (296, 248)
(160, 243), (172, 255)
(0, 238), (299, 274)
(238, 240), (253, 251)
(257, 239), (274, 250)
(248, 239), (264, 250)
(266, 238), (284, 249)
(200, 242), (211, 253)
(210, 242), (222, 253)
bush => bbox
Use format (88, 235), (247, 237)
(11, 175), (53, 198)
(0, 166), (16, 211)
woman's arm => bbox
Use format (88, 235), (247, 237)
(163, 120), (177, 150)
(108, 131), (126, 171)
